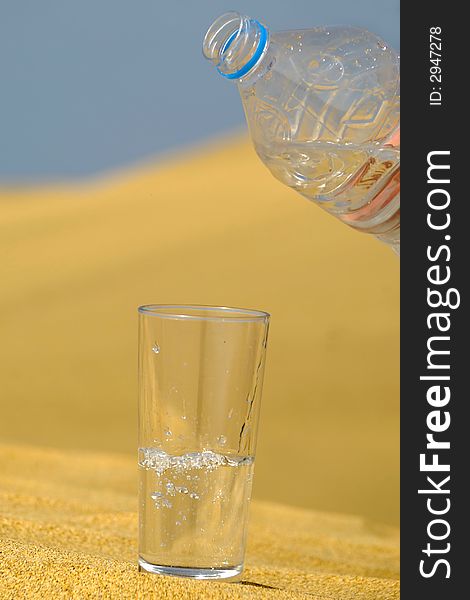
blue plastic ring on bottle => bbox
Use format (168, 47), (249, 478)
(217, 21), (268, 80)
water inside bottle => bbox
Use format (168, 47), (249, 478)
(257, 138), (400, 240)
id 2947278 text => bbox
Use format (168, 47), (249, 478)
(429, 27), (443, 106)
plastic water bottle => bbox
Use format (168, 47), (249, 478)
(203, 12), (400, 254)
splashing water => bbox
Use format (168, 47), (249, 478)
(139, 448), (254, 569)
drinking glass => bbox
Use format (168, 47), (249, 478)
(137, 305), (270, 580)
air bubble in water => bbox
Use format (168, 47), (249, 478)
(152, 342), (160, 354)
(164, 428), (172, 437)
(176, 486), (188, 494)
(190, 492), (199, 500)
(151, 491), (172, 509)
(217, 435), (227, 446)
(213, 489), (224, 502)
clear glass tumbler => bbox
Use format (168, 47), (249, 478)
(137, 305), (270, 580)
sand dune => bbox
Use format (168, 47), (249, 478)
(1, 138), (399, 596)
(0, 443), (399, 599)
(0, 137), (399, 526)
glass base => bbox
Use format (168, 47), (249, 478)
(138, 556), (243, 581)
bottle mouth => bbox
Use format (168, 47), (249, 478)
(203, 12), (269, 80)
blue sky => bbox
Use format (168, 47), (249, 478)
(0, 1), (399, 181)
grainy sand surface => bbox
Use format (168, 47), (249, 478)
(0, 444), (399, 599)
(0, 137), (399, 596)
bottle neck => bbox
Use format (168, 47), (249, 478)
(203, 12), (269, 80)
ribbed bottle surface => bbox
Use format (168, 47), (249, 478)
(204, 15), (400, 253)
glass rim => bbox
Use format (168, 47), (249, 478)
(137, 304), (270, 322)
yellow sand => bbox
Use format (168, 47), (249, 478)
(0, 137), (399, 596)
(0, 443), (399, 599)
(0, 136), (399, 527)
(0, 140), (399, 600)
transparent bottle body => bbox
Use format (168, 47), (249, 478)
(204, 17), (400, 253)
